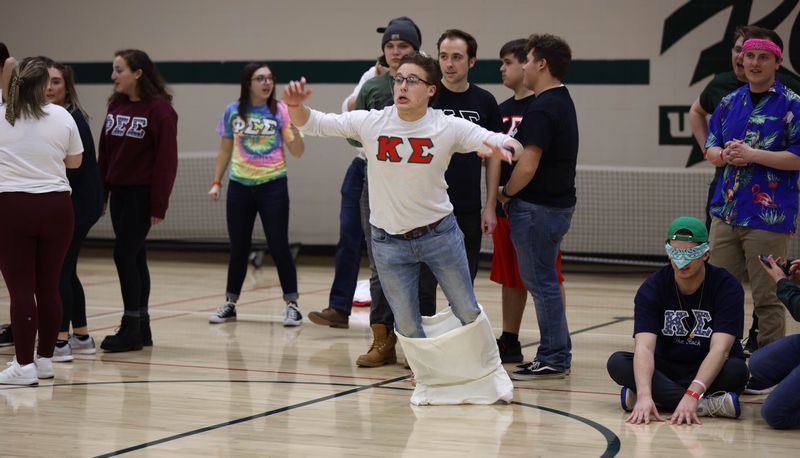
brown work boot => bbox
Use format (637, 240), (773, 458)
(356, 324), (397, 367)
(308, 307), (349, 329)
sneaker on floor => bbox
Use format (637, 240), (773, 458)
(0, 325), (13, 347)
(514, 359), (570, 374)
(510, 360), (568, 380)
(209, 302), (237, 324)
(34, 356), (54, 379)
(620, 386), (636, 412)
(68, 335), (97, 355)
(52, 342), (74, 362)
(283, 301), (303, 327)
(697, 391), (740, 418)
(0, 360), (38, 386)
(496, 339), (524, 364)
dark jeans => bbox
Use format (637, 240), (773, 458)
(418, 210), (481, 315)
(607, 351), (749, 410)
(0, 192), (73, 363)
(60, 220), (97, 331)
(328, 158), (366, 315)
(226, 179), (297, 301)
(749, 335), (800, 429)
(110, 186), (152, 315)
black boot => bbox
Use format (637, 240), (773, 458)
(101, 316), (143, 352)
(140, 315), (153, 347)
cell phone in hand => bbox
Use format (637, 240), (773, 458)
(760, 255), (794, 276)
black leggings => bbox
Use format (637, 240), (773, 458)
(607, 351), (749, 410)
(59, 221), (96, 331)
(110, 186), (152, 315)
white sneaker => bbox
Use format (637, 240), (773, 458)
(68, 335), (97, 355)
(52, 343), (74, 362)
(697, 391), (740, 418)
(34, 355), (54, 379)
(283, 301), (302, 327)
(0, 360), (38, 385)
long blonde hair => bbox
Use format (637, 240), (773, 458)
(5, 57), (49, 126)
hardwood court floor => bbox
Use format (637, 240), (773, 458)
(0, 250), (798, 457)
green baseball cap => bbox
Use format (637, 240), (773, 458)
(666, 216), (708, 243)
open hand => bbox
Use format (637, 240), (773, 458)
(282, 77), (313, 106)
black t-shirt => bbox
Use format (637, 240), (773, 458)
(633, 263), (745, 364)
(433, 83), (503, 213)
(497, 95), (534, 216)
(513, 86), (578, 208)
(699, 68), (800, 114)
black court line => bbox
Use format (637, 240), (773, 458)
(93, 374), (410, 458)
(3, 379), (619, 457)
(513, 401), (621, 457)
(76, 317), (633, 458)
(521, 316), (633, 349)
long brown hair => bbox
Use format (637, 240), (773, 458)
(237, 62), (277, 123)
(4, 57), (49, 126)
(108, 49), (172, 105)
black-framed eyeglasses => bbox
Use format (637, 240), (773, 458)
(393, 75), (433, 86)
(252, 75), (274, 84)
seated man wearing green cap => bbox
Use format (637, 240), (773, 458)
(607, 216), (749, 424)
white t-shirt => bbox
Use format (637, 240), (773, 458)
(300, 106), (511, 234)
(0, 103), (83, 193)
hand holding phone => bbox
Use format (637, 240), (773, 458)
(760, 255), (794, 276)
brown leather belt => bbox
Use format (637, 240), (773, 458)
(398, 216), (447, 240)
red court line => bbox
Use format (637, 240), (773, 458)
(84, 285), (330, 322)
(0, 347), (771, 404)
(52, 355), (401, 383)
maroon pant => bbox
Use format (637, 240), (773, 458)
(0, 192), (73, 364)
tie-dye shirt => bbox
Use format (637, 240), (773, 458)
(216, 101), (294, 186)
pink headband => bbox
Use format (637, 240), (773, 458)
(742, 38), (782, 60)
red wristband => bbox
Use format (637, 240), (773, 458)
(286, 103), (300, 107)
(685, 389), (702, 400)
(212, 180), (222, 187)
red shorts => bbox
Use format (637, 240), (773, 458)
(490, 216), (564, 288)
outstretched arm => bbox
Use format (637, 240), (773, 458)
(497, 143), (540, 205)
(283, 77), (313, 127)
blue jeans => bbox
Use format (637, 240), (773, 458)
(418, 210), (482, 315)
(749, 335), (800, 429)
(226, 179), (298, 301)
(508, 199), (574, 371)
(370, 213), (480, 338)
(328, 158), (366, 314)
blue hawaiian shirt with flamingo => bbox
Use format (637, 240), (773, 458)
(706, 80), (800, 233)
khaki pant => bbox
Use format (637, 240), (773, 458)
(710, 217), (788, 345)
